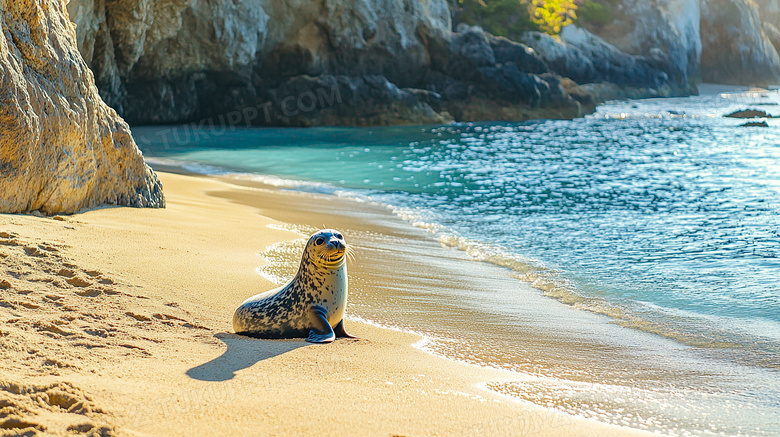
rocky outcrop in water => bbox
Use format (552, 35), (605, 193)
(725, 109), (774, 118)
(427, 25), (591, 121)
(0, 0), (164, 214)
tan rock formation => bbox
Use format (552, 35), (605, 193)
(0, 0), (164, 214)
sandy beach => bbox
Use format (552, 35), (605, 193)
(0, 171), (655, 436)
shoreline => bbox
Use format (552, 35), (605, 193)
(135, 93), (780, 434)
(0, 171), (653, 436)
(211, 168), (780, 433)
(153, 151), (780, 370)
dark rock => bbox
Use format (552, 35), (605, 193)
(521, 31), (598, 85)
(262, 75), (451, 127)
(559, 26), (670, 90)
(263, 44), (321, 84)
(403, 88), (444, 112)
(452, 24), (496, 66)
(476, 64), (546, 106)
(521, 26), (679, 99)
(725, 109), (773, 118)
(740, 121), (770, 127)
(489, 36), (549, 75)
(446, 25), (496, 82)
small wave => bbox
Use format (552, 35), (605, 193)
(144, 157), (233, 175)
(227, 173), (343, 195)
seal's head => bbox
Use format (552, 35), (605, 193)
(305, 229), (351, 269)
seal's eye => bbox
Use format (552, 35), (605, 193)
(335, 233), (343, 240)
(314, 237), (325, 246)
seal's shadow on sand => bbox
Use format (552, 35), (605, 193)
(186, 333), (309, 381)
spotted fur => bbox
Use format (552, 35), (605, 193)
(233, 229), (350, 342)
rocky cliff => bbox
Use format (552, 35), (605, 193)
(65, 0), (690, 127)
(701, 0), (780, 85)
(0, 0), (164, 214)
(579, 0), (701, 91)
(585, 0), (780, 87)
(62, 0), (780, 128)
(66, 0), (454, 125)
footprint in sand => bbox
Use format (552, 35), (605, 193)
(67, 424), (114, 435)
(57, 268), (75, 278)
(38, 244), (58, 253)
(153, 313), (186, 322)
(58, 268), (114, 289)
(32, 321), (75, 338)
(23, 246), (46, 257)
(125, 312), (152, 322)
(66, 276), (92, 288)
(74, 288), (102, 297)
(0, 238), (19, 247)
(0, 417), (44, 433)
(0, 381), (104, 415)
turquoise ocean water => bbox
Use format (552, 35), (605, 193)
(133, 88), (780, 436)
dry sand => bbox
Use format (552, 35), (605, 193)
(0, 172), (653, 436)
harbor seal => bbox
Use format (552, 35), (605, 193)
(233, 229), (355, 343)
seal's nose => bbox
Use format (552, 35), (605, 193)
(330, 239), (345, 250)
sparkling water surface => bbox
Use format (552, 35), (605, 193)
(134, 88), (780, 435)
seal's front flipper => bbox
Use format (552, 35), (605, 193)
(306, 330), (335, 343)
(333, 320), (357, 339)
(306, 305), (335, 343)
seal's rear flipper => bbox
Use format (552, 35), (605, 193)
(334, 320), (357, 339)
(306, 305), (335, 343)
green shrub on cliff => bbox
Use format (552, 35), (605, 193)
(575, 0), (615, 28)
(455, 0), (537, 40)
(453, 0), (612, 38)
